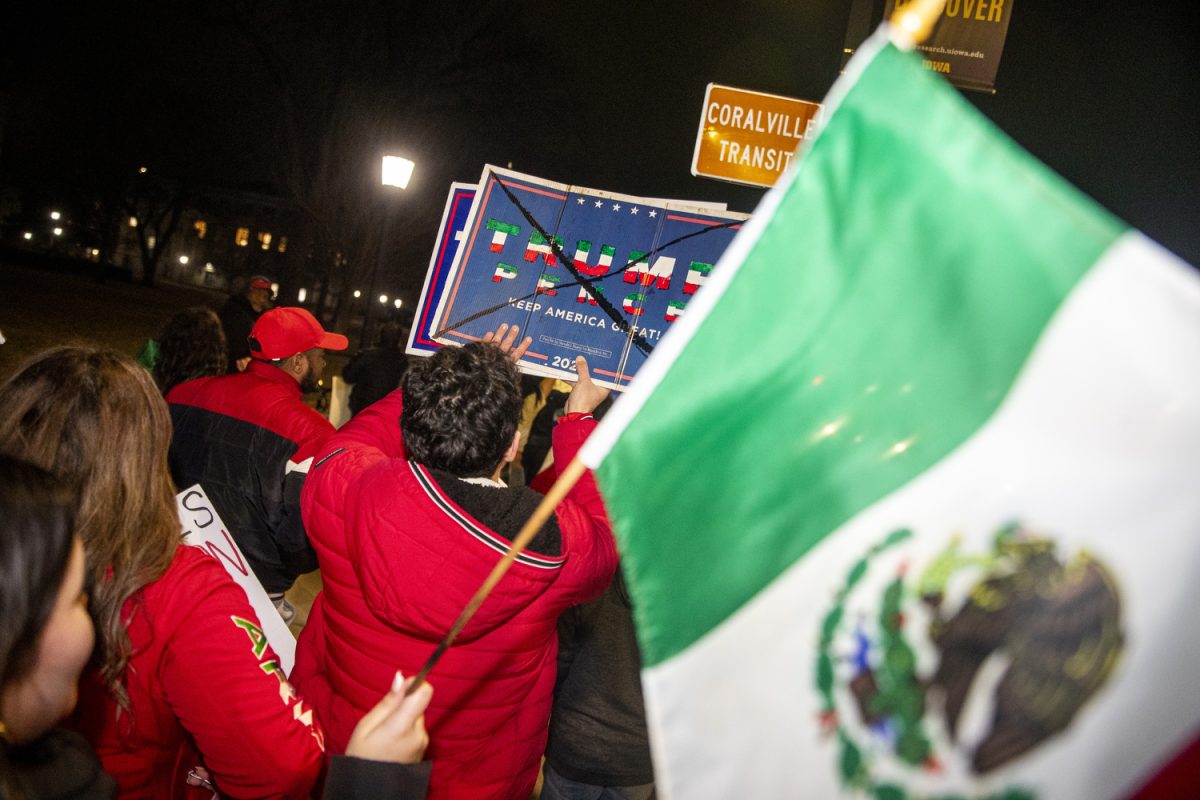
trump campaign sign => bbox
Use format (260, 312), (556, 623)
(408, 182), (477, 356)
(419, 165), (748, 391)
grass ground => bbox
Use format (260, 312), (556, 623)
(1, 257), (336, 630)
(0, 259), (225, 381)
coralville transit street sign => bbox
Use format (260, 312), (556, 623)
(691, 83), (823, 189)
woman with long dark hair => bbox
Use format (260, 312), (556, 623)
(0, 455), (110, 799)
(0, 347), (325, 797)
(152, 307), (228, 394)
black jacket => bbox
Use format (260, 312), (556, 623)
(546, 567), (654, 787)
(342, 348), (408, 416)
(2, 729), (116, 800)
(218, 294), (262, 372)
(167, 361), (330, 592)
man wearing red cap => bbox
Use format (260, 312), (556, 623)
(167, 307), (349, 621)
(218, 275), (275, 372)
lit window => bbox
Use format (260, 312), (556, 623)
(194, 220), (207, 239)
(235, 227), (250, 247)
(128, 217), (138, 228)
(277, 236), (288, 253)
(258, 231), (272, 250)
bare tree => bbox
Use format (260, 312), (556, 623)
(121, 173), (190, 287)
(200, 0), (541, 327)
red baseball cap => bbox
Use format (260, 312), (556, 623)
(248, 276), (277, 299)
(248, 307), (349, 360)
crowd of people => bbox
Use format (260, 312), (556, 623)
(0, 278), (654, 799)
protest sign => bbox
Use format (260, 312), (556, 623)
(177, 484), (296, 675)
(426, 165), (747, 391)
(407, 182), (477, 356)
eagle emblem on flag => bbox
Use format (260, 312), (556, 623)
(816, 525), (1125, 799)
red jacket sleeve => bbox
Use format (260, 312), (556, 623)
(157, 558), (325, 798)
(546, 415), (618, 609)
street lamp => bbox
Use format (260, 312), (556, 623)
(363, 153), (416, 347)
(393, 298), (402, 309)
(50, 210), (62, 221)
(381, 156), (415, 189)
(353, 290), (362, 299)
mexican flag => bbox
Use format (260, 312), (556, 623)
(579, 26), (1200, 800)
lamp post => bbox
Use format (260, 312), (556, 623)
(362, 154), (415, 348)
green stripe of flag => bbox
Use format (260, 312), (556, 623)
(486, 219), (520, 236)
(587, 40), (1123, 668)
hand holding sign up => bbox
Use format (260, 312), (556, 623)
(482, 323), (533, 362)
(565, 356), (609, 416)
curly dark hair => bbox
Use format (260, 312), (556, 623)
(153, 307), (227, 394)
(401, 343), (522, 478)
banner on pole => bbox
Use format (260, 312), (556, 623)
(842, 0), (1015, 93)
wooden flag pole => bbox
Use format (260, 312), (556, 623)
(890, 0), (949, 49)
(405, 456), (589, 694)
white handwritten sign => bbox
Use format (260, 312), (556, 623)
(176, 484), (296, 675)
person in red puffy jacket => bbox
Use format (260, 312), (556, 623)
(0, 347), (326, 799)
(294, 330), (618, 800)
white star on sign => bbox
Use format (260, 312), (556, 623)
(630, 206), (639, 215)
(612, 203), (621, 211)
(648, 210), (658, 218)
(594, 200), (603, 208)
(577, 197), (585, 204)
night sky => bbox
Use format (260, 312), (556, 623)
(2, 1), (1197, 301)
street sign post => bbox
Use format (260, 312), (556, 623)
(691, 83), (822, 189)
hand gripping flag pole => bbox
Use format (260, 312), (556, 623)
(406, 457), (588, 694)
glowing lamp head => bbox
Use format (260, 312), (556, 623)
(381, 156), (415, 189)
